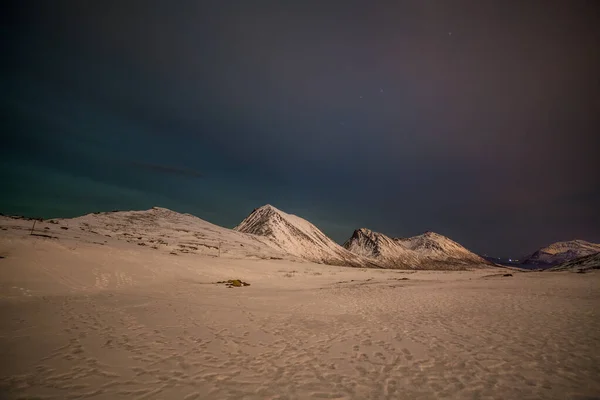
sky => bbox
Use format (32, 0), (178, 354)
(2, 0), (599, 258)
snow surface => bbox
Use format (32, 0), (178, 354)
(2, 216), (599, 399)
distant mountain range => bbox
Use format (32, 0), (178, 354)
(2, 204), (496, 270)
(233, 205), (490, 270)
(7, 204), (595, 271)
(234, 205), (380, 268)
(521, 240), (600, 267)
(342, 228), (491, 269)
(233, 205), (491, 270)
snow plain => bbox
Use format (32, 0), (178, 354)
(1, 213), (599, 400)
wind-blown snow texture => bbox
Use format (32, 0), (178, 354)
(343, 228), (492, 270)
(522, 240), (600, 266)
(234, 205), (381, 267)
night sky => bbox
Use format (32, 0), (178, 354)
(2, 1), (599, 258)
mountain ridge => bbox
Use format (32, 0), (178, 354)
(522, 240), (600, 266)
(234, 205), (382, 267)
(1, 204), (508, 270)
(343, 227), (492, 269)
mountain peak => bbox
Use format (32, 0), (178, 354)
(412, 231), (451, 241)
(344, 227), (490, 269)
(234, 205), (373, 266)
(421, 231), (438, 237)
(255, 204), (280, 213)
(354, 227), (376, 238)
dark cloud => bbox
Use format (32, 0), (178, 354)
(2, 0), (599, 257)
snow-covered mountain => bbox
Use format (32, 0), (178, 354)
(343, 228), (492, 270)
(234, 205), (381, 267)
(4, 205), (498, 270)
(522, 240), (600, 267)
(546, 252), (600, 272)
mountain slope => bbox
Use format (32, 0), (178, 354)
(234, 205), (381, 267)
(343, 228), (419, 264)
(522, 240), (600, 267)
(343, 228), (492, 270)
(546, 252), (600, 272)
(64, 207), (289, 260)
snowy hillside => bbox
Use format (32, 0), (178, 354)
(343, 228), (492, 270)
(547, 252), (600, 272)
(522, 240), (600, 266)
(61, 207), (290, 260)
(234, 205), (381, 267)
